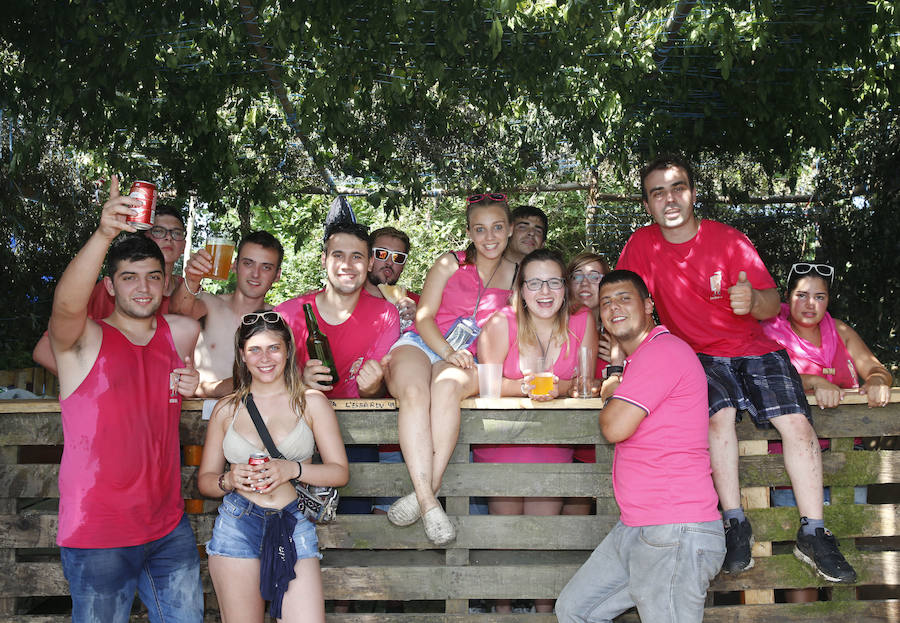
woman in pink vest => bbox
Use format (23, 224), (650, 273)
(762, 262), (892, 602)
(762, 262), (892, 408)
(385, 194), (518, 545)
(474, 248), (597, 613)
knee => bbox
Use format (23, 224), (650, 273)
(395, 382), (431, 412)
(774, 413), (817, 442)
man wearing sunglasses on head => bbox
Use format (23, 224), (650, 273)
(32, 204), (187, 376)
(618, 154), (857, 584)
(364, 226), (420, 332)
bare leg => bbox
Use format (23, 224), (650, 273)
(709, 407), (741, 510)
(208, 556), (265, 623)
(428, 362), (478, 493)
(561, 497), (592, 515)
(770, 413), (824, 519)
(387, 345), (440, 512)
(279, 558), (326, 623)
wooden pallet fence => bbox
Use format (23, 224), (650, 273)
(0, 391), (898, 621)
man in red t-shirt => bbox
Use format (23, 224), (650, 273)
(617, 155), (856, 583)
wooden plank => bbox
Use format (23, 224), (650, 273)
(739, 439), (774, 605)
(0, 601), (897, 623)
(3, 552), (898, 599)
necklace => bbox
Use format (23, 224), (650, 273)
(534, 330), (551, 372)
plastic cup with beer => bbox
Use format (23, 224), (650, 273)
(527, 356), (554, 397)
(204, 236), (235, 280)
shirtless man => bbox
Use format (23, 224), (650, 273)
(49, 176), (202, 621)
(168, 231), (283, 397)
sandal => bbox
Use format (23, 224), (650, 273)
(423, 506), (456, 546)
(387, 492), (421, 527)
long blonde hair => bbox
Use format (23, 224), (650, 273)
(229, 311), (309, 426)
(514, 249), (571, 356)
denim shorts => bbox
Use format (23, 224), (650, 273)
(390, 331), (444, 364)
(206, 492), (321, 561)
(698, 349), (811, 427)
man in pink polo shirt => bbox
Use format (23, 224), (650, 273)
(557, 270), (723, 623)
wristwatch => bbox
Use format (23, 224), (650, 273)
(604, 365), (624, 380)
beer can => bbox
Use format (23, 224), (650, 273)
(127, 180), (157, 230)
(248, 452), (270, 466)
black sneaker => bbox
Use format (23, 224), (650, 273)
(722, 517), (754, 573)
(794, 525), (857, 583)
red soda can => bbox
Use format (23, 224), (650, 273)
(127, 180), (157, 230)
(248, 452), (270, 466)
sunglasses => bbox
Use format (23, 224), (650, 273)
(523, 277), (566, 291)
(789, 262), (834, 284)
(571, 271), (604, 284)
(241, 311), (283, 325)
(466, 193), (507, 205)
(372, 247), (408, 264)
(148, 226), (187, 241)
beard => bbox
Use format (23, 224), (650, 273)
(368, 272), (398, 287)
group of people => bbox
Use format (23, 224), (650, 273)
(41, 153), (893, 622)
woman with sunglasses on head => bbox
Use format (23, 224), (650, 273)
(473, 248), (597, 614)
(384, 193), (518, 545)
(761, 262), (891, 602)
(762, 262), (892, 409)
(197, 311), (349, 623)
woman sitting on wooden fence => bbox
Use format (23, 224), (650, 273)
(384, 193), (518, 545)
(197, 311), (348, 623)
(473, 248), (597, 613)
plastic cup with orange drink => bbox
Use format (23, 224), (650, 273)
(204, 237), (235, 280)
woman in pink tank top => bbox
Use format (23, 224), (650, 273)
(762, 263), (892, 407)
(385, 194), (518, 546)
(474, 249), (597, 614)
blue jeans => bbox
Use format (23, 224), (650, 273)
(556, 520), (725, 623)
(61, 513), (202, 623)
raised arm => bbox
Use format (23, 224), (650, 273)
(49, 176), (140, 353)
(167, 249), (213, 319)
(728, 271), (780, 320)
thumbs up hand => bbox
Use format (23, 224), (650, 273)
(172, 356), (200, 397)
(728, 271), (754, 316)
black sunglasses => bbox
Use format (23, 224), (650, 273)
(372, 247), (408, 264)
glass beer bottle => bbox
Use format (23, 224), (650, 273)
(303, 303), (339, 386)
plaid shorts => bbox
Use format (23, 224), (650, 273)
(697, 349), (811, 428)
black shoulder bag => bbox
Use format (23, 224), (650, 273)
(243, 394), (340, 524)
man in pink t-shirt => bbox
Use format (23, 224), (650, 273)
(617, 154), (856, 583)
(557, 270), (723, 623)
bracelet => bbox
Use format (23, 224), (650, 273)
(218, 472), (233, 493)
(185, 279), (203, 297)
(521, 382), (529, 396)
(296, 461), (303, 480)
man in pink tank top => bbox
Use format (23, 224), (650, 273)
(48, 176), (203, 623)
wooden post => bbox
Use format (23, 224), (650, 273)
(739, 438), (774, 604)
(444, 441), (471, 614)
(0, 445), (16, 617)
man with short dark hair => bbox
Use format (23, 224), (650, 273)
(276, 221), (400, 398)
(504, 205), (547, 263)
(169, 230), (283, 396)
(364, 226), (419, 331)
(32, 203), (187, 375)
(556, 269), (723, 623)
(49, 177), (202, 622)
(617, 154), (856, 582)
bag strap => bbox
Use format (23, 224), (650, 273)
(243, 394), (286, 461)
